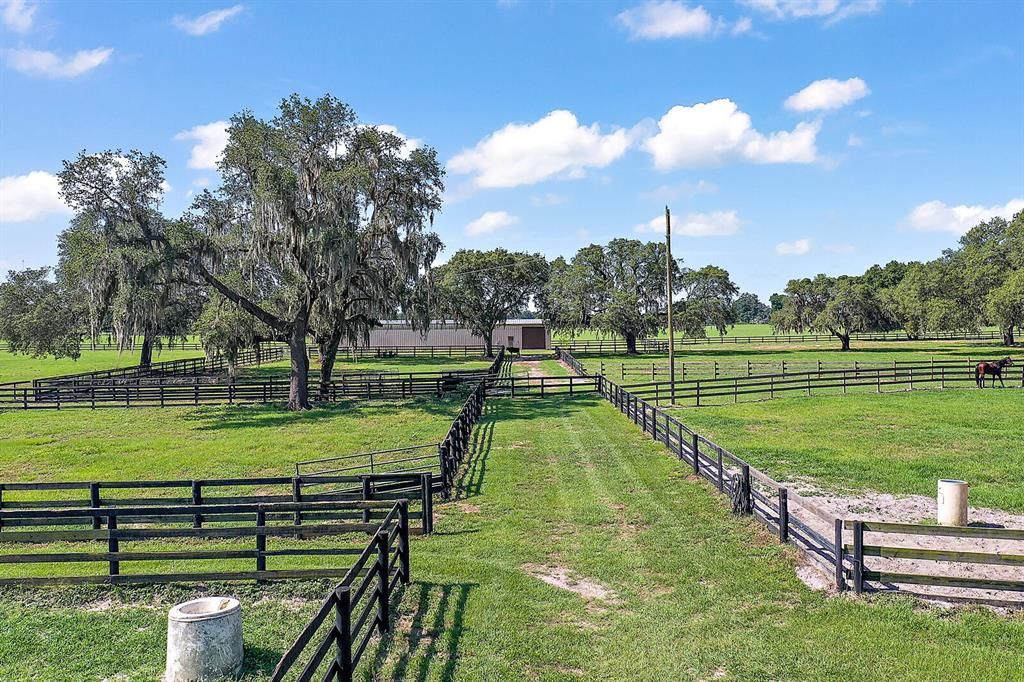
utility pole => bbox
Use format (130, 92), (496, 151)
(665, 206), (675, 404)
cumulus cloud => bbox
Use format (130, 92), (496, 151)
(732, 16), (754, 35)
(643, 99), (819, 169)
(1, 0), (35, 33)
(775, 238), (811, 255)
(448, 110), (630, 189)
(635, 209), (740, 237)
(371, 124), (421, 159)
(907, 198), (1024, 235)
(847, 133), (863, 147)
(0, 171), (71, 222)
(465, 211), (519, 236)
(4, 47), (112, 78)
(174, 121), (230, 170)
(784, 77), (869, 112)
(616, 1), (714, 39)
(739, 0), (882, 24)
(173, 5), (244, 36)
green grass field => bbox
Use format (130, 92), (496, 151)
(2, 398), (1023, 680)
(673, 390), (1024, 513)
(242, 354), (495, 379)
(575, 339), (1017, 378)
(0, 348), (206, 384)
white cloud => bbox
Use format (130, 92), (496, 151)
(1, 0), (35, 33)
(776, 238), (811, 255)
(739, 0), (881, 24)
(174, 121), (230, 170)
(907, 198), (1024, 235)
(616, 1), (714, 40)
(732, 16), (753, 35)
(4, 47), (112, 78)
(373, 124), (421, 159)
(0, 171), (71, 222)
(172, 4), (244, 36)
(465, 211), (518, 236)
(635, 209), (740, 237)
(530, 193), (568, 206)
(847, 133), (863, 147)
(449, 110), (630, 188)
(784, 77), (869, 112)
(192, 177), (211, 188)
(643, 99), (819, 169)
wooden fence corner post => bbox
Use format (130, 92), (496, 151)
(421, 472), (434, 535)
(399, 500), (411, 584)
(107, 513), (119, 576)
(852, 520), (864, 595)
(255, 507), (267, 575)
(691, 432), (699, 475)
(834, 518), (846, 592)
(90, 482), (101, 530)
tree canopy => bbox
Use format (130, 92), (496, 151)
(434, 249), (548, 357)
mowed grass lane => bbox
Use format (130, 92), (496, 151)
(673, 389), (1024, 513)
(2, 397), (1022, 680)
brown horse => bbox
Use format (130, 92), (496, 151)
(975, 357), (1014, 388)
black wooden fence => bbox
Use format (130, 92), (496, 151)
(592, 356), (1011, 383)
(0, 472), (433, 535)
(555, 330), (1004, 354)
(0, 498), (410, 587)
(619, 362), (1024, 406)
(270, 502), (410, 682)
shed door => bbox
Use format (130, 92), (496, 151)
(521, 326), (546, 349)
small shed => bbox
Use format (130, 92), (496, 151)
(367, 319), (550, 350)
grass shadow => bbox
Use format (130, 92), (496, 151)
(366, 581), (476, 682)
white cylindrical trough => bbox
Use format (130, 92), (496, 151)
(166, 597), (243, 682)
(937, 479), (969, 526)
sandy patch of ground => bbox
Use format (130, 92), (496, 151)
(522, 564), (620, 604)
(784, 485), (1024, 607)
(514, 360), (550, 378)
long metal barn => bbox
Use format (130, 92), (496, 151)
(367, 319), (551, 350)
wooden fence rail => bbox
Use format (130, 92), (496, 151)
(594, 357), (1012, 383)
(0, 498), (410, 587)
(0, 472), (433, 535)
(620, 362), (1024, 406)
(555, 330), (1004, 354)
(270, 503), (410, 682)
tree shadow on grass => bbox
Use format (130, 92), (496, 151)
(453, 406), (496, 499)
(366, 581), (476, 682)
(180, 392), (474, 432)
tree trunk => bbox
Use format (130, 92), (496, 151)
(318, 329), (343, 399)
(625, 332), (638, 354)
(287, 316), (311, 410)
(483, 331), (494, 358)
(839, 333), (851, 351)
(1004, 326), (1015, 347)
(139, 331), (154, 368)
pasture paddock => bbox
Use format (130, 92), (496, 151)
(0, 348), (206, 384)
(2, 397), (1023, 680)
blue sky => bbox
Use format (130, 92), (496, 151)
(1, 0), (1022, 299)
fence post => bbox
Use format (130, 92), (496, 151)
(420, 472), (434, 535)
(741, 464), (752, 513)
(335, 587), (354, 682)
(834, 519), (846, 592)
(376, 531), (390, 634)
(852, 520), (864, 594)
(362, 477), (372, 523)
(399, 500), (411, 584)
(691, 432), (699, 474)
(90, 482), (101, 530)
(191, 481), (203, 528)
(256, 507), (267, 574)
(107, 513), (119, 576)
(716, 446), (724, 492)
(292, 477), (303, 528)
(778, 488), (789, 543)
